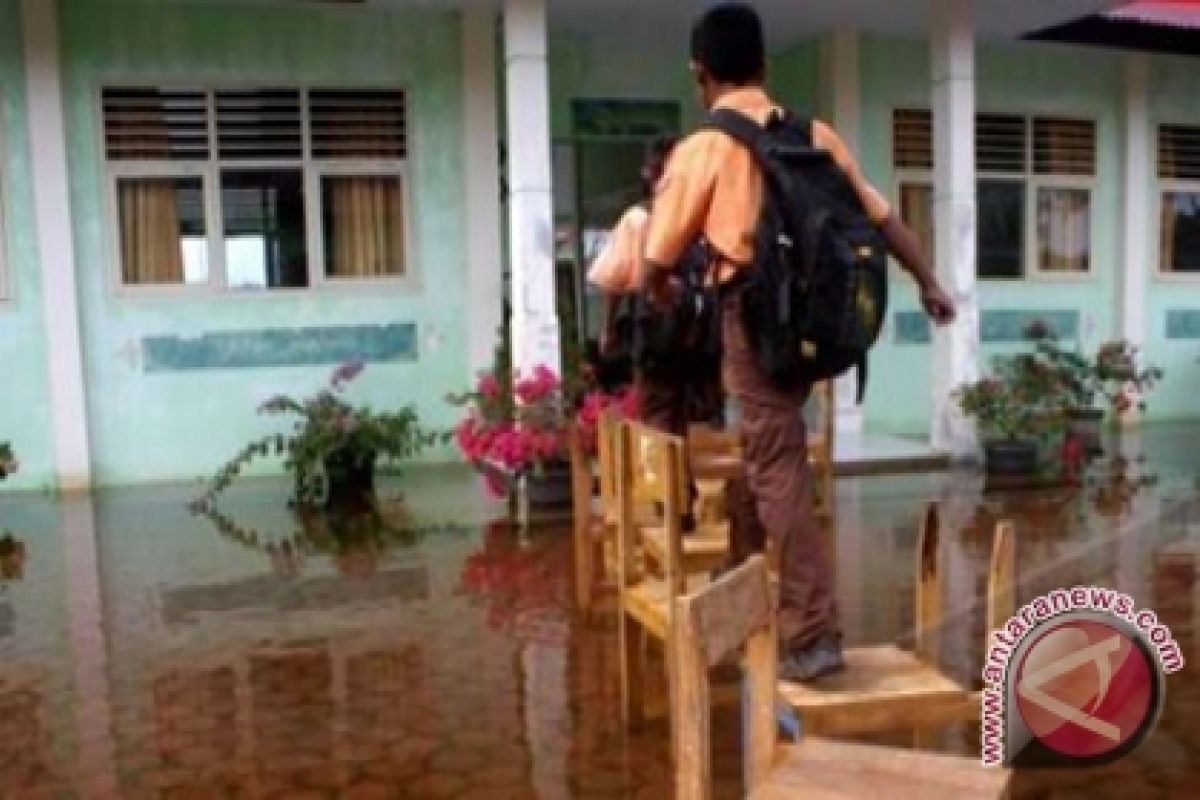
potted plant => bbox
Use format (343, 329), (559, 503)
(0, 442), (15, 481)
(194, 361), (443, 510)
(1026, 323), (1163, 453)
(449, 364), (574, 505)
(955, 354), (1063, 476)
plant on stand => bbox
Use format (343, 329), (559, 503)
(194, 361), (443, 511)
(1026, 322), (1163, 454)
(449, 363), (573, 505)
(955, 353), (1064, 477)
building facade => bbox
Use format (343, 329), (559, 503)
(1, 0), (1198, 491)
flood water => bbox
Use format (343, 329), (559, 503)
(0, 426), (1197, 798)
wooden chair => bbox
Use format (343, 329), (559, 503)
(570, 413), (624, 618)
(688, 379), (835, 530)
(615, 420), (697, 727)
(806, 380), (836, 524)
(778, 504), (1016, 736)
(634, 426), (730, 578)
(688, 423), (741, 526)
(672, 556), (1012, 800)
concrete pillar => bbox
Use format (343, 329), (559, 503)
(503, 0), (561, 379)
(819, 30), (866, 435)
(22, 0), (92, 490)
(463, 8), (505, 376)
(1119, 55), (1151, 428)
(930, 0), (981, 456)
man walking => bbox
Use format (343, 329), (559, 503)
(645, 3), (956, 680)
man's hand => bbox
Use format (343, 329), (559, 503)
(920, 281), (957, 325)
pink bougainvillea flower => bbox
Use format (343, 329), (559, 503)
(331, 358), (366, 389)
(478, 373), (502, 399)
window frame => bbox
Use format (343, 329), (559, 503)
(99, 82), (416, 297)
(1154, 121), (1200, 283)
(889, 107), (1097, 283)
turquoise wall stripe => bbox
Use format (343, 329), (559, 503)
(1166, 310), (1200, 340)
(894, 310), (1080, 345)
(142, 324), (418, 373)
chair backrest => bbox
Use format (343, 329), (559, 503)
(567, 422), (592, 521)
(615, 420), (686, 594)
(806, 380), (835, 449)
(597, 411), (622, 524)
(686, 423), (740, 462)
(987, 520), (1016, 637)
(914, 502), (944, 661)
(913, 505), (1017, 661)
(672, 556), (776, 800)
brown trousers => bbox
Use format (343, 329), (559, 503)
(721, 291), (839, 653)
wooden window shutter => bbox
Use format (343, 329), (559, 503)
(103, 87), (210, 161)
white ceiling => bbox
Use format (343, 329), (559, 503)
(542, 0), (1120, 44)
(177, 0), (1120, 46)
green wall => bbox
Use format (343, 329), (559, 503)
(1148, 55), (1200, 420)
(60, 0), (468, 486)
(0, 0), (56, 492)
(548, 33), (818, 138)
(859, 36), (1128, 435)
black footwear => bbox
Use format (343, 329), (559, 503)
(779, 633), (846, 682)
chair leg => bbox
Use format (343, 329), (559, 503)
(574, 519), (595, 617)
(619, 609), (645, 729)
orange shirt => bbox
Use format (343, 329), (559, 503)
(645, 87), (891, 283)
(586, 205), (649, 295)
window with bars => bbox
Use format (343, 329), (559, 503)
(1157, 124), (1200, 274)
(892, 109), (1096, 279)
(102, 86), (410, 289)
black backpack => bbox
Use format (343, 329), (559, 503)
(633, 237), (721, 382)
(709, 109), (888, 399)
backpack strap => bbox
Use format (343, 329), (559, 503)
(707, 108), (828, 285)
(707, 108), (814, 154)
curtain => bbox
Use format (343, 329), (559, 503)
(900, 183), (935, 260)
(1161, 193), (1179, 272)
(326, 176), (405, 277)
(119, 179), (185, 284)
(1037, 188), (1090, 272)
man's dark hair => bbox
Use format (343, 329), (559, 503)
(690, 3), (766, 85)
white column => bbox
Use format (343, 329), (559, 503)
(503, 0), (561, 379)
(930, 0), (981, 456)
(22, 0), (91, 490)
(820, 30), (866, 435)
(463, 8), (505, 375)
(1120, 54), (1151, 428)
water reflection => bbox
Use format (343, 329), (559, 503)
(0, 428), (1195, 797)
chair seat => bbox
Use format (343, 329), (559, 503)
(749, 738), (1010, 800)
(641, 522), (729, 573)
(777, 644), (974, 735)
(622, 573), (711, 639)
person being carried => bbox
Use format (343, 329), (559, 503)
(645, 3), (956, 681)
(587, 136), (724, 436)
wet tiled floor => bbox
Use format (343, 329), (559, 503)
(0, 426), (1197, 798)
